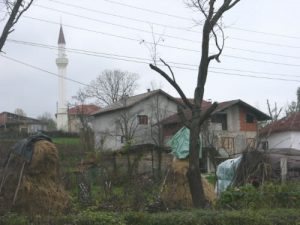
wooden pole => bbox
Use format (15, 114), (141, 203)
(12, 161), (26, 205)
(0, 153), (12, 193)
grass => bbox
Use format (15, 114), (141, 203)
(52, 137), (80, 145)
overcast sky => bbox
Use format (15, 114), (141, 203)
(1, 0), (300, 118)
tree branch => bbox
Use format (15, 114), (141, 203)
(149, 63), (193, 110)
(199, 102), (218, 126)
(160, 58), (176, 82)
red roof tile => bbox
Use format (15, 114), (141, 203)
(260, 112), (300, 135)
(68, 104), (100, 115)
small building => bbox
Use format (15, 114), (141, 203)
(91, 89), (180, 151)
(260, 112), (300, 150)
(162, 99), (270, 171)
(68, 104), (100, 133)
(0, 112), (47, 133)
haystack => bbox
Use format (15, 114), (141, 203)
(160, 159), (216, 209)
(0, 140), (69, 215)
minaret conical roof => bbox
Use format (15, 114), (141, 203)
(58, 25), (66, 44)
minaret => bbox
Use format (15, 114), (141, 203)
(56, 25), (69, 131)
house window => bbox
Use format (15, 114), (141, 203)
(138, 115), (148, 125)
(246, 138), (256, 148)
(220, 137), (234, 154)
(261, 141), (268, 150)
(121, 136), (125, 143)
(211, 113), (227, 130)
(246, 113), (255, 123)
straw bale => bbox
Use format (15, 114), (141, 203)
(160, 158), (216, 209)
(0, 140), (69, 215)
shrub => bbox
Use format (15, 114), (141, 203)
(216, 182), (300, 209)
(1, 209), (300, 225)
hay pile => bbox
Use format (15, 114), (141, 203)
(0, 140), (69, 215)
(160, 159), (216, 209)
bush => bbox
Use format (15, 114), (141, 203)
(1, 209), (300, 225)
(216, 182), (300, 209)
(124, 209), (300, 225)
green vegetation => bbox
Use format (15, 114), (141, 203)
(216, 182), (300, 209)
(1, 209), (300, 225)
(52, 137), (80, 145)
(1, 135), (300, 225)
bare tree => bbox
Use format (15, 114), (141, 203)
(149, 94), (168, 177)
(37, 112), (56, 131)
(115, 96), (140, 178)
(14, 108), (26, 116)
(71, 89), (94, 151)
(149, 0), (240, 208)
(0, 0), (34, 52)
(84, 70), (139, 106)
(267, 100), (282, 122)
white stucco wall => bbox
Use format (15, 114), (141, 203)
(267, 131), (300, 150)
(92, 93), (178, 150)
(225, 105), (240, 132)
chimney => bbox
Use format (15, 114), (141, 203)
(147, 89), (151, 92)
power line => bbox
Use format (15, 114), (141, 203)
(103, 0), (192, 21)
(34, 4), (300, 60)
(101, 0), (300, 40)
(42, 0), (300, 49)
(44, 0), (201, 34)
(8, 38), (300, 79)
(23, 16), (300, 68)
(5, 40), (300, 83)
(0, 54), (90, 87)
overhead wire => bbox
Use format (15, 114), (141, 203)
(22, 16), (300, 68)
(100, 0), (300, 40)
(3, 41), (300, 84)
(33, 4), (300, 60)
(43, 0), (300, 48)
(0, 54), (90, 87)
(7, 38), (300, 79)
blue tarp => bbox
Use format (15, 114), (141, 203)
(216, 156), (242, 195)
(167, 127), (202, 159)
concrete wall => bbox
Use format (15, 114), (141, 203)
(267, 131), (300, 150)
(92, 93), (178, 151)
(225, 105), (240, 132)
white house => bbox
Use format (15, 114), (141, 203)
(260, 113), (300, 150)
(91, 89), (180, 150)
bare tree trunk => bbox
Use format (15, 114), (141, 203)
(0, 0), (34, 52)
(149, 0), (240, 208)
(187, 106), (206, 207)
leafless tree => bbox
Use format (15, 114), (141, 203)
(149, 0), (240, 208)
(71, 89), (94, 151)
(0, 0), (34, 52)
(267, 100), (282, 123)
(115, 96), (140, 178)
(14, 108), (26, 116)
(140, 25), (165, 66)
(37, 112), (56, 131)
(149, 94), (169, 177)
(84, 70), (139, 106)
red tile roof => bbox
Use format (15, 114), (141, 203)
(68, 104), (100, 115)
(161, 99), (270, 125)
(260, 112), (300, 135)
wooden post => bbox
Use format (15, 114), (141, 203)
(0, 153), (12, 193)
(280, 157), (287, 183)
(12, 161), (26, 205)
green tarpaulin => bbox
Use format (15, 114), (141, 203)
(167, 127), (202, 159)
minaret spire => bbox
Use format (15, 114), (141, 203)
(58, 24), (66, 44)
(56, 24), (69, 131)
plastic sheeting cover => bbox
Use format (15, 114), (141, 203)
(167, 126), (202, 159)
(216, 156), (242, 195)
